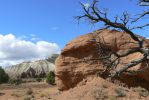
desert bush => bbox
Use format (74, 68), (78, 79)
(40, 93), (45, 97)
(8, 78), (22, 85)
(36, 77), (42, 82)
(93, 87), (108, 100)
(133, 87), (149, 97)
(23, 96), (31, 100)
(46, 71), (55, 85)
(102, 83), (109, 88)
(11, 93), (19, 97)
(114, 88), (126, 97)
(26, 88), (33, 95)
(0, 67), (9, 84)
(108, 95), (117, 100)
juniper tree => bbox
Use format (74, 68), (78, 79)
(0, 67), (9, 84)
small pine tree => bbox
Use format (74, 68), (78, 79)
(46, 71), (55, 85)
(0, 67), (9, 84)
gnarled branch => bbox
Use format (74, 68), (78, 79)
(76, 0), (149, 78)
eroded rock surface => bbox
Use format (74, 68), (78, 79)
(55, 29), (149, 91)
(5, 54), (58, 78)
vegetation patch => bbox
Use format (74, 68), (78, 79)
(133, 87), (149, 97)
(114, 88), (126, 97)
(36, 77), (42, 82)
(11, 93), (19, 97)
(23, 96), (31, 100)
(0, 67), (9, 84)
(8, 78), (22, 85)
(92, 87), (108, 100)
(26, 88), (33, 95)
(46, 71), (55, 85)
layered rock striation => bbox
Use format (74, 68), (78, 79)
(55, 29), (149, 91)
(5, 54), (58, 79)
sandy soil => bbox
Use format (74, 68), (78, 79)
(1, 78), (149, 100)
(0, 82), (59, 100)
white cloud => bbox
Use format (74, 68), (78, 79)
(30, 34), (36, 37)
(31, 37), (40, 41)
(51, 27), (59, 30)
(0, 34), (60, 67)
(29, 34), (41, 41)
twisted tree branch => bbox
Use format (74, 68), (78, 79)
(76, 0), (149, 78)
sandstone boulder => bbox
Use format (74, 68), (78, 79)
(55, 29), (149, 91)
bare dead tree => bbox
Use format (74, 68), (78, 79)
(139, 0), (149, 6)
(132, 0), (149, 22)
(76, 0), (149, 78)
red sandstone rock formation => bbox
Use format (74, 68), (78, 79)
(55, 29), (149, 91)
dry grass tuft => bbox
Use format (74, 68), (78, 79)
(26, 88), (33, 95)
(133, 87), (149, 97)
(92, 87), (108, 100)
(23, 96), (31, 100)
(11, 93), (19, 97)
(114, 88), (126, 97)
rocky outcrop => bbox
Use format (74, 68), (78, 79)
(46, 54), (59, 63)
(55, 29), (149, 91)
(5, 54), (58, 79)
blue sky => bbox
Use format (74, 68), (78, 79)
(0, 0), (148, 48)
(0, 0), (148, 66)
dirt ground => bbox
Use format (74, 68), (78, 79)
(0, 82), (59, 100)
(1, 78), (149, 100)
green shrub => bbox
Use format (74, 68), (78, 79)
(8, 78), (22, 85)
(46, 71), (55, 85)
(36, 77), (42, 82)
(0, 67), (9, 84)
